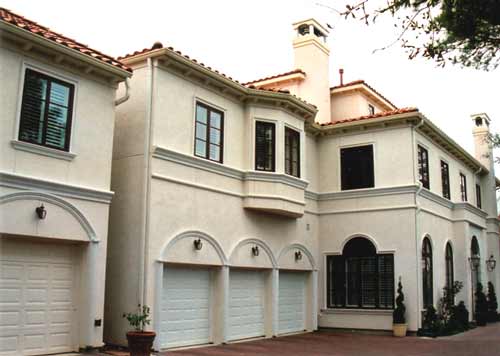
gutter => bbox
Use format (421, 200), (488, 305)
(114, 78), (130, 106)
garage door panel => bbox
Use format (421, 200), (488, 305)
(278, 272), (306, 334)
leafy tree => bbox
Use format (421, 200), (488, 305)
(328, 0), (500, 70)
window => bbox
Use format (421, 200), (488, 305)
(327, 237), (394, 309)
(368, 104), (375, 116)
(476, 184), (482, 209)
(285, 127), (300, 178)
(417, 145), (430, 189)
(255, 121), (275, 171)
(441, 161), (450, 199)
(18, 69), (74, 151)
(460, 173), (467, 201)
(445, 243), (454, 303)
(422, 237), (433, 308)
(194, 102), (224, 163)
(340, 145), (374, 190)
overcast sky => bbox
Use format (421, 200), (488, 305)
(3, 0), (499, 172)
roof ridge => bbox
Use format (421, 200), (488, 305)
(331, 79), (397, 109)
(320, 107), (418, 126)
(242, 69), (306, 86)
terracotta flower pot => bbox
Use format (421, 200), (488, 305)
(126, 331), (156, 356)
(393, 323), (407, 337)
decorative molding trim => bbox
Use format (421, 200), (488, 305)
(245, 194), (305, 206)
(454, 202), (488, 218)
(228, 238), (278, 269)
(317, 205), (417, 216)
(419, 188), (453, 209)
(0, 190), (98, 241)
(304, 190), (319, 201)
(307, 184), (418, 201)
(277, 243), (316, 270)
(244, 171), (308, 190)
(152, 173), (243, 198)
(320, 308), (393, 316)
(420, 208), (487, 229)
(0, 171), (114, 203)
(11, 140), (76, 161)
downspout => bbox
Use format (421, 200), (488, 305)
(114, 78), (130, 106)
(138, 58), (155, 306)
(412, 117), (424, 329)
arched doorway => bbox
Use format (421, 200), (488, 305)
(422, 237), (433, 308)
(470, 236), (481, 316)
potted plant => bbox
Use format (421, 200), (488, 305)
(123, 304), (156, 356)
(393, 278), (407, 337)
(475, 283), (488, 326)
(487, 282), (498, 322)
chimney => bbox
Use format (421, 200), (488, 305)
(292, 19), (331, 124)
(339, 68), (344, 86)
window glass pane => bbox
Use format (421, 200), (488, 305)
(19, 101), (45, 144)
(195, 139), (206, 157)
(361, 257), (377, 307)
(196, 105), (207, 124)
(210, 111), (221, 129)
(346, 258), (360, 306)
(25, 74), (47, 101)
(45, 104), (68, 148)
(209, 128), (221, 145)
(195, 122), (207, 140)
(49, 82), (70, 107)
(209, 144), (220, 161)
(341, 145), (374, 190)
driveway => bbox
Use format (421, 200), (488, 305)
(164, 323), (500, 356)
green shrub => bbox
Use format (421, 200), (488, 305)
(475, 283), (489, 326)
(393, 279), (406, 324)
(487, 282), (498, 322)
(123, 304), (151, 332)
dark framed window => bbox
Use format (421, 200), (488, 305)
(340, 145), (374, 191)
(441, 161), (450, 199)
(460, 173), (467, 201)
(327, 237), (394, 309)
(417, 145), (430, 189)
(255, 121), (275, 171)
(194, 102), (224, 163)
(476, 184), (482, 209)
(285, 127), (300, 178)
(18, 68), (75, 151)
(445, 242), (454, 303)
(422, 237), (433, 308)
(368, 104), (375, 116)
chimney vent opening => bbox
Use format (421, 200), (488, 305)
(475, 117), (483, 127)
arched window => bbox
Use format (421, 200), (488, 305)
(327, 237), (394, 309)
(445, 242), (454, 302)
(422, 237), (433, 308)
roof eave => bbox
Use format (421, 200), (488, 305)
(330, 84), (396, 110)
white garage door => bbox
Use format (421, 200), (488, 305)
(278, 271), (306, 334)
(160, 266), (211, 349)
(0, 239), (78, 356)
(228, 269), (265, 341)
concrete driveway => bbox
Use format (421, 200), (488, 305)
(164, 323), (500, 356)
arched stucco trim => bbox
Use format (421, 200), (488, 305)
(340, 233), (382, 254)
(229, 238), (278, 268)
(277, 243), (316, 270)
(0, 190), (97, 241)
(158, 230), (228, 265)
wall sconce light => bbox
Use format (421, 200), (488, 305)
(193, 238), (203, 251)
(35, 204), (47, 219)
(252, 245), (260, 257)
(486, 255), (497, 271)
(295, 251), (302, 261)
(469, 254), (481, 271)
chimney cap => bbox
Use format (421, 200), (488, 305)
(292, 18), (329, 36)
(471, 113), (491, 124)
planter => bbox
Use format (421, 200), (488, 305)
(126, 331), (156, 356)
(393, 323), (407, 337)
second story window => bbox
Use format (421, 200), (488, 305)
(368, 104), (375, 116)
(460, 173), (467, 201)
(255, 121), (275, 171)
(476, 184), (482, 209)
(341, 145), (374, 190)
(194, 102), (223, 163)
(285, 127), (300, 178)
(417, 145), (430, 189)
(19, 69), (75, 151)
(441, 161), (450, 199)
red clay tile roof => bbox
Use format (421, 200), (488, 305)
(242, 69), (306, 86)
(119, 43), (316, 109)
(0, 7), (131, 73)
(331, 80), (397, 109)
(320, 107), (418, 126)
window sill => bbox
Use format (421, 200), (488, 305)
(321, 308), (393, 316)
(11, 140), (76, 161)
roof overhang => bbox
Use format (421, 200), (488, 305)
(248, 71), (306, 88)
(330, 83), (396, 111)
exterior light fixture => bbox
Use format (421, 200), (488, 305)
(252, 245), (260, 257)
(469, 254), (481, 271)
(193, 238), (203, 251)
(486, 255), (497, 271)
(295, 251), (302, 261)
(35, 204), (47, 219)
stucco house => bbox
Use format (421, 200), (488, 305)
(0, 8), (131, 355)
(104, 17), (500, 351)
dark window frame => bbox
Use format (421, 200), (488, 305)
(340, 144), (375, 191)
(326, 238), (395, 310)
(368, 104), (375, 116)
(194, 101), (224, 163)
(284, 127), (300, 178)
(476, 184), (482, 209)
(18, 68), (75, 152)
(255, 121), (276, 172)
(445, 242), (454, 304)
(460, 173), (467, 202)
(417, 145), (430, 189)
(441, 160), (451, 199)
(422, 237), (434, 308)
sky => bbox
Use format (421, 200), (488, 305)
(3, 0), (499, 171)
